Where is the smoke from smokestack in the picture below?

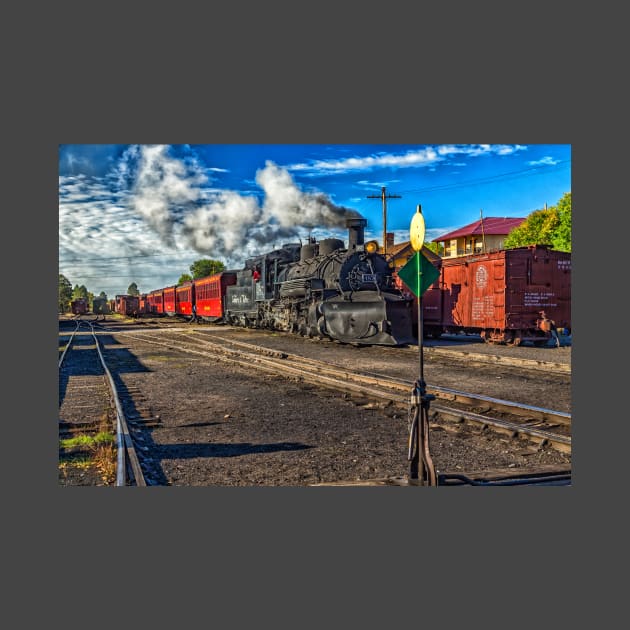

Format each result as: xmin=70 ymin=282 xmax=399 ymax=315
xmin=123 ymin=147 xmax=363 ymax=263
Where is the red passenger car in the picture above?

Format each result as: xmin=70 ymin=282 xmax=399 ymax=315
xmin=147 ymin=289 xmax=164 ymax=315
xmin=138 ymin=293 xmax=148 ymax=315
xmin=175 ymin=282 xmax=195 ymax=316
xmin=438 ymin=245 xmax=571 ymax=345
xmin=193 ymin=272 xmax=237 ymax=321
xmin=163 ymin=286 xmax=176 ymax=317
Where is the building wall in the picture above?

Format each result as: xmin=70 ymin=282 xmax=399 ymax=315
xmin=442 ymin=234 xmax=507 ymax=258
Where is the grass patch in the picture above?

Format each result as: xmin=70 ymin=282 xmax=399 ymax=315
xmin=59 ymin=430 xmax=117 ymax=485
xmin=60 ymin=431 xmax=114 ymax=450
xmin=59 ymin=453 xmax=93 ymax=468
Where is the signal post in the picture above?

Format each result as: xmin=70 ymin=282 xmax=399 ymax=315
xmin=398 ymin=205 xmax=439 ymax=486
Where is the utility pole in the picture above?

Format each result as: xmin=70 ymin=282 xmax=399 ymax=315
xmin=367 ymin=186 xmax=401 ymax=256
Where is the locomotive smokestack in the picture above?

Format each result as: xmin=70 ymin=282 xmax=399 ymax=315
xmin=346 ymin=217 xmax=367 ymax=250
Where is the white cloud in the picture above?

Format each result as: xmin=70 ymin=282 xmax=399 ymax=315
xmin=526 ymin=156 xmax=559 ymax=166
xmin=285 ymin=144 xmax=527 ymax=176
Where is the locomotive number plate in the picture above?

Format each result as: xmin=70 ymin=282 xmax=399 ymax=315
xmin=362 ymin=274 xmax=376 ymax=283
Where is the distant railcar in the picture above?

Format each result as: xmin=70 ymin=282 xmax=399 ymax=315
xmin=436 ymin=245 xmax=571 ymax=345
xmin=163 ymin=286 xmax=176 ymax=317
xmin=138 ymin=293 xmax=149 ymax=315
xmin=193 ymin=272 xmax=237 ymax=321
xmin=175 ymin=282 xmax=195 ymax=317
xmin=70 ymin=298 xmax=88 ymax=315
xmin=147 ymin=289 xmax=164 ymax=315
xmin=92 ymin=296 xmax=110 ymax=316
xmin=115 ymin=294 xmax=140 ymax=317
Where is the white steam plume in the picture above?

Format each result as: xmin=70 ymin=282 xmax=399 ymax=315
xmin=256 ymin=161 xmax=360 ymax=229
xmin=125 ymin=147 xmax=361 ymax=260
xmin=127 ymin=145 xmax=207 ymax=247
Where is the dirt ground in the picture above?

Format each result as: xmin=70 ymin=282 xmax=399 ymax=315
xmin=92 ymin=321 xmax=571 ymax=486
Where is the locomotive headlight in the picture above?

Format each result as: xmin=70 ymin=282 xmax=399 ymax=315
xmin=365 ymin=240 xmax=378 ymax=254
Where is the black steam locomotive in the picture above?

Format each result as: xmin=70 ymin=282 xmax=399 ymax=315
xmin=224 ymin=218 xmax=414 ymax=346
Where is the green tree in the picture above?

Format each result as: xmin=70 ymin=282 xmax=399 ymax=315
xmin=72 ymin=284 xmax=89 ymax=300
xmin=178 ymin=273 xmax=193 ymax=285
xmin=127 ymin=282 xmax=140 ymax=296
xmin=504 ymin=193 xmax=572 ymax=251
xmin=189 ymin=258 xmax=225 ymax=279
xmin=551 ymin=192 xmax=571 ymax=252
xmin=59 ymin=274 xmax=73 ymax=313
xmin=424 ymin=241 xmax=444 ymax=256
xmin=99 ymin=291 xmax=108 ymax=299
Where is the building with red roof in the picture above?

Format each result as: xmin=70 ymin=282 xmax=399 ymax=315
xmin=432 ymin=216 xmax=525 ymax=258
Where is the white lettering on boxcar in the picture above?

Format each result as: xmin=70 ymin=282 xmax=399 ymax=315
xmin=523 ymin=291 xmax=557 ymax=307
xmin=475 ymin=265 xmax=488 ymax=289
xmin=471 ymin=295 xmax=494 ymax=320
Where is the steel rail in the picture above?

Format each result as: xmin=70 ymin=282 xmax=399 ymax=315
xmin=87 ymin=322 xmax=146 ymax=486
xmin=58 ymin=321 xmax=81 ymax=368
xmin=412 ymin=345 xmax=571 ymax=375
xmin=192 ymin=332 xmax=571 ymax=426
xmin=110 ymin=329 xmax=571 ymax=453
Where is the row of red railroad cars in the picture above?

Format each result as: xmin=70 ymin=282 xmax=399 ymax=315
xmin=114 ymin=244 xmax=571 ymax=345
xmin=113 ymin=272 xmax=237 ymax=320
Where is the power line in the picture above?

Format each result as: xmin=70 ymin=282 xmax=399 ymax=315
xmin=396 ymin=160 xmax=570 ymax=195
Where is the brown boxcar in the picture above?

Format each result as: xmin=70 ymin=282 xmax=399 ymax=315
xmin=147 ymin=289 xmax=164 ymax=315
xmin=92 ymin=296 xmax=110 ymax=316
xmin=163 ymin=286 xmax=176 ymax=317
xmin=175 ymin=282 xmax=195 ymax=316
xmin=71 ymin=298 xmax=88 ymax=315
xmin=193 ymin=272 xmax=237 ymax=321
xmin=439 ymin=245 xmax=571 ymax=344
xmin=115 ymin=294 xmax=140 ymax=317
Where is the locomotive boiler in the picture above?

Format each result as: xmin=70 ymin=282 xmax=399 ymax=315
xmin=224 ymin=218 xmax=414 ymax=346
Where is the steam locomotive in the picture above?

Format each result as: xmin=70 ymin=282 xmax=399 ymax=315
xmin=224 ymin=217 xmax=414 ymax=346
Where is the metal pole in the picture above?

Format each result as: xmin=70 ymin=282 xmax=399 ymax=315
xmin=417 ymin=253 xmax=424 ymax=384
xmin=406 ymin=206 xmax=437 ymax=485
xmin=417 ymin=254 xmax=425 ymax=484
xmin=367 ymin=187 xmax=401 ymax=257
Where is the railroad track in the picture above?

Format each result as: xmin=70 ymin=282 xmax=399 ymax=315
xmin=106 ymin=327 xmax=571 ymax=454
xmin=402 ymin=344 xmax=571 ymax=375
xmin=58 ymin=320 xmax=146 ymax=486
xmin=116 ymin=319 xmax=571 ymax=375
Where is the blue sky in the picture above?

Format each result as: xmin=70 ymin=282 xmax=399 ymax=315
xmin=59 ymin=143 xmax=571 ymax=298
